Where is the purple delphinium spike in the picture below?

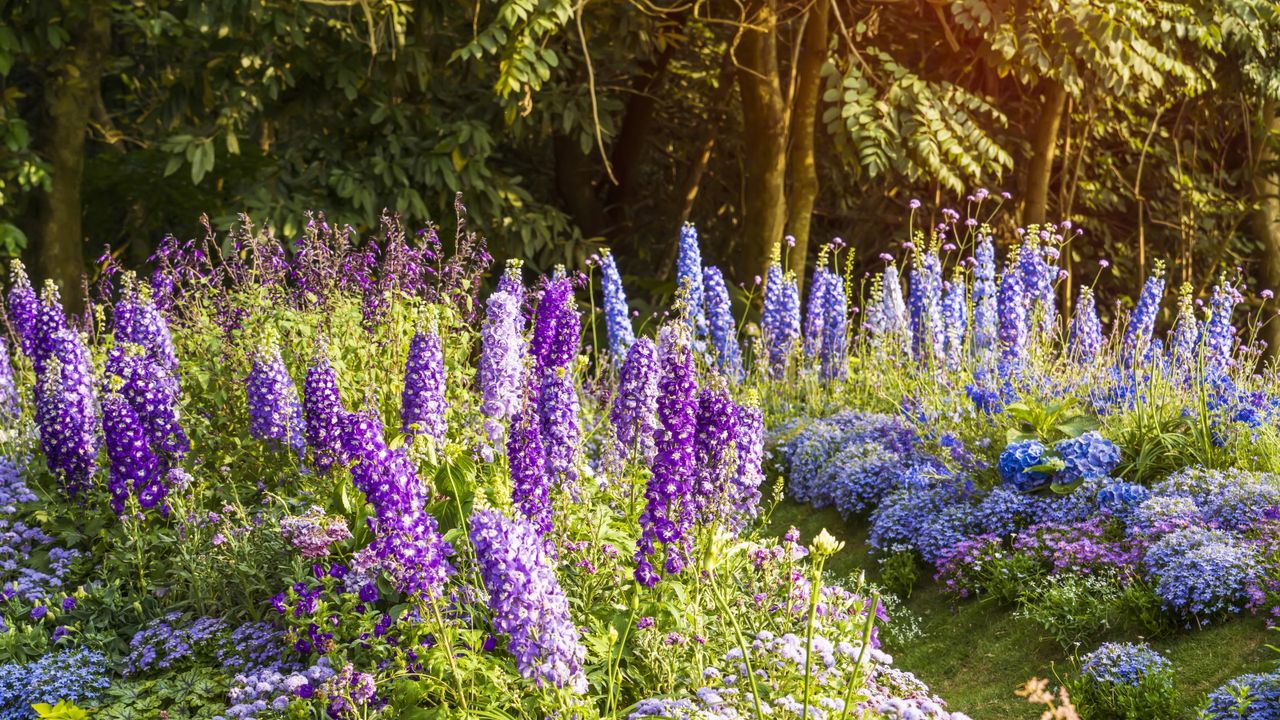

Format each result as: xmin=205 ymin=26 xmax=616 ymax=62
xmin=34 ymin=330 xmax=100 ymax=498
xmin=1123 ymin=262 xmax=1166 ymax=358
xmin=246 ymin=345 xmax=306 ymax=454
xmin=611 ymin=337 xmax=660 ymax=462
xmin=1204 ymin=278 xmax=1241 ymax=369
xmin=470 ymin=508 xmax=588 ymax=693
xmin=538 ymin=367 xmax=580 ymax=487
xmin=820 ymin=273 xmax=849 ymax=380
xmin=730 ymin=400 xmax=765 ymax=530
xmin=508 ymin=397 xmax=552 ymax=538
xmin=114 ymin=276 xmax=178 ymax=372
xmin=599 ymin=250 xmax=635 ymax=360
xmin=677 ymin=224 xmax=708 ymax=338
xmin=532 ymin=276 xmax=579 ymax=375
xmin=804 ymin=266 xmax=831 ymax=359
xmin=33 ymin=282 xmax=69 ymax=374
xmin=692 ymin=387 xmax=740 ymax=525
xmin=1068 ymin=286 xmax=1105 ymax=363
xmin=635 ymin=326 xmax=698 ymax=587
xmin=102 ymin=389 xmax=164 ymax=515
xmin=940 ymin=273 xmax=967 ymax=369
xmin=702 ymin=266 xmax=742 ymax=378
xmin=1168 ymin=284 xmax=1197 ymax=363
xmin=7 ymin=260 xmax=38 ymax=358
xmin=0 ymin=338 xmax=17 ymax=418
xmin=909 ymin=249 xmax=944 ymax=360
xmin=971 ymin=236 xmax=998 ymax=358
xmin=303 ymin=352 xmax=348 ymax=473
xmin=496 ymin=259 xmax=525 ymax=305
xmin=997 ymin=260 xmax=1028 ymax=370
xmin=479 ymin=289 xmax=526 ymax=445
xmin=106 ymin=344 xmax=189 ymax=458
xmin=402 ymin=331 xmax=448 ymax=442
xmin=1018 ymin=238 xmax=1057 ymax=335
xmin=881 ymin=263 xmax=910 ymax=355
xmin=762 ymin=264 xmax=801 ymax=374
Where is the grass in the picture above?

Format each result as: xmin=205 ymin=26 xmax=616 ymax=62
xmin=765 ymin=496 xmax=1276 ymax=718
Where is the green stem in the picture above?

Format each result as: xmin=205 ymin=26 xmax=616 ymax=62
xmin=801 ymin=556 xmax=826 ymax=720
xmin=711 ymin=578 xmax=764 ymax=720
xmin=839 ymin=593 xmax=880 ymax=720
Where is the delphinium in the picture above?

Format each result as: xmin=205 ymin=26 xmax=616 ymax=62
xmin=762 ymin=264 xmax=801 ymax=374
xmin=280 ymin=506 xmax=353 ymax=558
xmin=729 ymin=398 xmax=765 ymax=530
xmin=635 ymin=326 xmax=698 ymax=586
xmin=532 ymin=276 xmax=581 ymax=485
xmin=34 ymin=330 xmax=100 ymax=498
xmin=114 ymin=274 xmax=179 ymax=372
xmin=6 ymin=260 xmax=38 ymax=358
xmin=1018 ymin=235 xmax=1058 ymax=336
xmin=0 ymin=338 xmax=17 ymax=418
xmin=908 ymin=247 xmax=945 ymax=361
xmin=479 ymin=284 xmax=526 ymax=448
xmin=401 ymin=329 xmax=448 ymax=442
xmin=1068 ymin=286 xmax=1105 ymax=363
xmin=302 ymin=351 xmax=349 ymax=473
xmin=508 ymin=395 xmax=552 ymax=538
xmin=860 ymin=273 xmax=886 ymax=340
xmin=703 ymin=266 xmax=742 ymax=378
xmin=342 ymin=411 xmax=454 ymax=599
xmin=940 ymin=273 xmax=967 ymax=369
xmin=469 ymin=508 xmax=588 ymax=693
xmin=1168 ymin=283 xmax=1199 ymax=364
xmin=1202 ymin=671 xmax=1280 ymax=720
xmin=676 ymin=223 xmax=707 ymax=338
xmin=246 ymin=344 xmax=306 ymax=455
xmin=882 ymin=262 xmax=909 ymax=353
xmin=1068 ymin=642 xmax=1176 ymax=720
xmin=611 ymin=337 xmax=660 ymax=462
xmin=971 ymin=236 xmax=998 ymax=359
xmin=598 ymin=250 xmax=635 ymax=359
xmin=1122 ymin=261 xmax=1166 ymax=360
xmin=691 ymin=386 xmax=740 ymax=526
xmin=804 ymin=262 xmax=832 ymax=359
xmin=820 ymin=271 xmax=849 ymax=380
xmin=1143 ymin=527 xmax=1263 ymax=622
xmin=0 ymin=648 xmax=110 ymax=720
xmin=102 ymin=385 xmax=165 ymax=514
xmin=1203 ymin=276 xmax=1241 ymax=369
xmin=997 ymin=258 xmax=1028 ymax=371
xmin=32 ymin=282 xmax=69 ymax=372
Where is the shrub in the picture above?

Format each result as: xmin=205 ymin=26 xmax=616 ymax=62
xmin=1066 ymin=642 xmax=1177 ymax=720
xmin=1202 ymin=671 xmax=1280 ymax=720
xmin=1143 ymin=527 xmax=1263 ymax=623
xmin=1016 ymin=574 xmax=1124 ymax=647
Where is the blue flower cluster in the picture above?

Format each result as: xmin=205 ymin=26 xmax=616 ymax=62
xmin=0 ymin=517 xmax=80 ymax=601
xmin=1151 ymin=466 xmax=1280 ymax=531
xmin=1203 ymin=671 xmax=1280 ymax=720
xmin=997 ymin=439 xmax=1051 ymax=491
xmin=0 ymin=648 xmax=110 ymax=720
xmin=1080 ymin=642 xmax=1171 ymax=687
xmin=1095 ymin=481 xmax=1149 ymax=516
xmin=598 ymin=250 xmax=635 ymax=359
xmin=1143 ymin=527 xmax=1262 ymax=621
xmin=1056 ymin=431 xmax=1121 ymax=481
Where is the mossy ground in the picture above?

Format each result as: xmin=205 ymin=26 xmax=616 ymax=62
xmin=766 ymin=498 xmax=1275 ymax=719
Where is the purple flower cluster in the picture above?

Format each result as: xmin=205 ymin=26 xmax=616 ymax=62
xmin=691 ymin=387 xmax=740 ymax=525
xmin=1068 ymin=287 xmax=1105 ymax=362
xmin=909 ymin=249 xmax=945 ymax=361
xmin=302 ymin=353 xmax=348 ymax=473
xmin=997 ymin=261 xmax=1028 ymax=369
xmin=821 ymin=272 xmax=849 ymax=380
xmin=114 ymin=277 xmax=179 ymax=372
xmin=1203 ymin=278 xmax=1241 ymax=368
xmin=1203 ymin=671 xmax=1280 ymax=720
xmin=611 ymin=337 xmax=660 ymax=462
xmin=470 ymin=508 xmax=587 ymax=692
xmin=762 ymin=264 xmax=800 ymax=374
xmin=730 ymin=402 xmax=766 ymax=528
xmin=1079 ymin=642 xmax=1171 ymax=687
xmin=0 ymin=517 xmax=81 ymax=601
xmin=280 ymin=507 xmax=353 ymax=558
xmin=940 ymin=275 xmax=967 ymax=369
xmin=971 ymin=236 xmax=998 ymax=357
xmin=635 ymin=327 xmax=698 ymax=586
xmin=479 ymin=287 xmax=526 ymax=444
xmin=1144 ymin=527 xmax=1262 ymax=620
xmin=247 ymin=346 xmax=306 ymax=454
xmin=508 ymin=400 xmax=552 ymax=537
xmin=0 ymin=457 xmax=35 ymax=514
xmin=102 ymin=389 xmax=165 ymax=514
xmin=0 ymin=339 xmax=17 ymax=418
xmin=6 ymin=260 xmax=38 ymax=359
xmin=804 ymin=266 xmax=833 ymax=359
xmin=401 ymin=330 xmax=447 ymax=441
xmin=881 ymin=263 xmax=910 ymax=354
xmin=533 ymin=277 xmax=581 ymax=485
xmin=703 ymin=266 xmax=742 ymax=378
xmin=1123 ymin=263 xmax=1166 ymax=357
xmin=599 ymin=250 xmax=635 ymax=359
xmin=34 ymin=329 xmax=100 ymax=498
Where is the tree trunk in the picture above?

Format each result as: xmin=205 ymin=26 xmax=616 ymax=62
xmin=1252 ymin=100 xmax=1280 ymax=354
xmin=34 ymin=1 xmax=111 ymax=313
xmin=1021 ymin=79 xmax=1067 ymax=228
xmin=606 ymin=42 xmax=677 ymax=232
xmin=553 ymin=134 xmax=609 ymax=240
xmin=736 ymin=0 xmax=788 ymax=283
xmin=784 ymin=0 xmax=829 ymax=296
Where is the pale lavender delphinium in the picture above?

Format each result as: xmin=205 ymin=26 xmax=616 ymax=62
xmin=611 ymin=337 xmax=660 ymax=463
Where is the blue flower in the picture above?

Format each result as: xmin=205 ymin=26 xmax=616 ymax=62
xmin=1055 ymin=431 xmax=1121 ymax=481
xmin=997 ymin=440 xmax=1050 ymax=492
xmin=1079 ymin=641 xmax=1171 ymax=687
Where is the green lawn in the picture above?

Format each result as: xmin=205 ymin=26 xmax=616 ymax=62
xmin=766 ymin=498 xmax=1276 ymax=718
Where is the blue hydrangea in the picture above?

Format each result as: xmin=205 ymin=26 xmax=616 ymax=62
xmin=1055 ymin=431 xmax=1121 ymax=482
xmin=1095 ymin=481 xmax=1149 ymax=516
xmin=1203 ymin=671 xmax=1280 ymax=720
xmin=1143 ymin=527 xmax=1262 ymax=621
xmin=997 ymin=439 xmax=1051 ymax=492
xmin=1080 ymin=642 xmax=1171 ymax=687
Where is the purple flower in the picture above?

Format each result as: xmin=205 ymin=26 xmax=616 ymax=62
xmin=1169 ymin=285 xmax=1199 ymax=363
xmin=971 ymin=237 xmax=998 ymax=357
xmin=677 ymin=224 xmax=708 ymax=338
xmin=1204 ymin=278 xmax=1241 ymax=369
xmin=820 ymin=273 xmax=849 ymax=380
xmin=30 ymin=605 xmax=46 ymax=620
xmin=303 ymin=353 xmax=349 ymax=473
xmin=401 ymin=331 xmax=448 ymax=441
xmin=762 ymin=265 xmax=801 ymax=374
xmin=881 ymin=264 xmax=910 ymax=354
xmin=703 ymin=266 xmax=742 ymax=378
xmin=692 ymin=388 xmax=740 ymax=525
xmin=599 ymin=250 xmax=635 ymax=359
xmin=35 ymin=330 xmax=100 ymax=498
xmin=940 ymin=274 xmax=966 ymax=369
xmin=0 ymin=337 xmax=18 ymax=418
xmin=1068 ymin=286 xmax=1105 ymax=363
xmin=470 ymin=508 xmax=588 ymax=692
xmin=508 ymin=398 xmax=552 ymax=537
xmin=804 ymin=267 xmax=833 ymax=359
xmin=114 ymin=276 xmax=178 ymax=372
xmin=908 ymin=250 xmax=944 ymax=360
xmin=539 ymin=367 xmax=580 ymax=487
xmin=246 ymin=345 xmax=306 ymax=454
xmin=532 ymin=276 xmax=579 ymax=374
xmin=997 ymin=260 xmax=1028 ymax=370
xmin=1055 ymin=431 xmax=1120 ymax=482
xmin=611 ymin=337 xmax=660 ymax=462
xmin=7 ymin=260 xmax=38 ymax=358
xmin=635 ymin=327 xmax=698 ymax=586
xmin=1123 ymin=262 xmax=1166 ymax=359
xmin=730 ymin=401 xmax=766 ymax=529
xmin=102 ymin=389 xmax=164 ymax=514
xmin=479 ymin=288 xmax=526 ymax=444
